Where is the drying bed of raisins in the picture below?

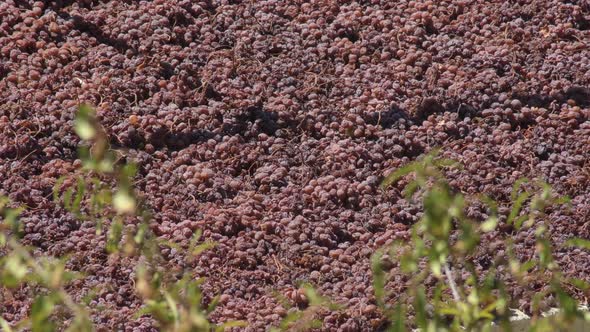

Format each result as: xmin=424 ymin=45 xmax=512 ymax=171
xmin=1 ymin=0 xmax=589 ymax=330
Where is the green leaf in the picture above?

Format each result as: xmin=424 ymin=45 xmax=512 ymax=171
xmin=121 ymin=163 xmax=138 ymax=179
xmin=381 ymin=162 xmax=418 ymax=189
xmin=63 ymin=188 xmax=73 ymax=211
xmin=46 ymin=259 xmax=67 ymax=289
xmin=113 ymin=189 xmax=136 ymax=214
xmin=107 ymin=218 xmax=123 ymax=253
xmin=564 ymin=238 xmax=590 ymax=250
xmin=31 ymin=296 xmax=55 ymax=332
xmin=271 ymin=290 xmax=293 ymax=310
xmin=0 ymin=196 xmax=8 ymax=210
xmin=478 ymin=194 xmax=498 ymax=215
xmin=158 ymin=239 xmax=181 ymax=251
xmin=192 ymin=241 xmax=217 ymax=256
xmin=430 ymin=259 xmax=442 ymax=277
xmin=466 ymin=288 xmax=479 ymax=306
xmin=74 ymin=104 xmax=97 ymax=140
xmin=0 ymin=317 xmax=13 ymax=332
xmin=510 ymin=178 xmax=529 ymax=200
xmin=371 ymin=250 xmax=386 ymax=307
xmin=53 ymin=176 xmax=66 ymax=203
xmin=214 ymin=321 xmax=248 ymax=332
xmin=565 ymin=278 xmax=590 ymax=291
xmin=519 ymin=260 xmax=536 ymax=274
xmin=433 ymin=158 xmax=462 ymax=170
xmin=414 ymin=287 xmax=428 ymax=329
xmin=74 ymin=121 xmax=96 ymax=141
xmin=438 ymin=306 xmax=460 ymax=316
xmin=163 ymin=291 xmax=179 ymax=323
xmin=2 ymin=206 xmax=23 ymax=238
xmin=481 ymin=216 xmax=498 ymax=232
xmin=277 ymin=311 xmax=303 ymax=330
xmin=77 ymin=146 xmax=91 ymax=164
xmin=553 ymin=195 xmax=571 ymax=206
xmin=66 ymin=314 xmax=93 ymax=332
xmin=301 ymin=283 xmax=325 ymax=306
xmin=188 ymin=311 xmax=209 ymax=329
xmin=400 ymin=252 xmax=418 ymax=273
xmin=508 ymin=192 xmax=529 ymax=226
xmin=481 ymin=300 xmax=501 ymax=316
xmin=536 ymin=238 xmax=554 ymax=268
xmin=207 ymin=295 xmax=220 ymax=314
xmin=81 ymin=287 xmax=99 ymax=306
xmin=5 ymin=255 xmax=28 ymax=280
xmin=72 ymin=177 xmax=86 ymax=215
xmin=388 ymin=303 xmax=407 ymax=332
xmin=137 ymin=300 xmax=172 ymax=324
xmin=403 ymin=180 xmax=421 ymax=200
xmin=310 ymin=319 xmax=323 ymax=328
xmin=134 ymin=222 xmax=148 ymax=245
xmin=513 ymin=214 xmax=529 ymax=230
xmin=96 ymin=156 xmax=115 ymax=173
xmin=555 ymin=285 xmax=578 ymax=315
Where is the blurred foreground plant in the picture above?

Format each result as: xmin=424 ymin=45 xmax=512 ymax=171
xmin=374 ymin=149 xmax=590 ymax=331
xmin=0 ymin=198 xmax=92 ymax=331
xmin=63 ymin=104 xmax=246 ymax=331
xmin=0 ymin=104 xmax=245 ymax=331
xmin=270 ymin=284 xmax=344 ymax=332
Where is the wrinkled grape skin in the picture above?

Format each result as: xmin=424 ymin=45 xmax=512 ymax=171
xmin=0 ymin=0 xmax=589 ymax=330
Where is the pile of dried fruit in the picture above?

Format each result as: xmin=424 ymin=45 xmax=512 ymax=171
xmin=1 ymin=0 xmax=588 ymax=330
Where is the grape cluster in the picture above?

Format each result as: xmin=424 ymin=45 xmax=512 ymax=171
xmin=1 ymin=0 xmax=589 ymax=329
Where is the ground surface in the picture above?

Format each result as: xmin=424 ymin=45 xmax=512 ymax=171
xmin=1 ymin=0 xmax=589 ymax=331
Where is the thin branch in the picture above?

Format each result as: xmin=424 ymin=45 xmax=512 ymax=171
xmin=444 ymin=263 xmax=461 ymax=302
